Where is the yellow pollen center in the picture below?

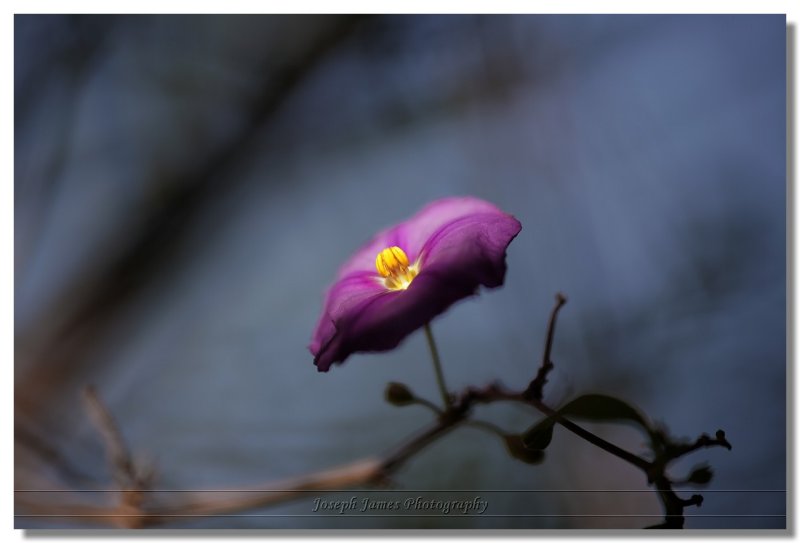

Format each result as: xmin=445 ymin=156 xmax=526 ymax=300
xmin=375 ymin=246 xmax=418 ymax=290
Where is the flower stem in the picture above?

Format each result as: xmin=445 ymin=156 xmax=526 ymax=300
xmin=423 ymin=323 xmax=452 ymax=410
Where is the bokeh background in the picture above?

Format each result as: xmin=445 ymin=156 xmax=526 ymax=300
xmin=14 ymin=15 xmax=786 ymax=528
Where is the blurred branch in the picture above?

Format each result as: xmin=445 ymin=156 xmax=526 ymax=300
xmin=81 ymin=386 xmax=145 ymax=491
xmin=16 ymin=15 xmax=369 ymax=425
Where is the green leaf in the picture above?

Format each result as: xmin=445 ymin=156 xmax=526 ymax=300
xmin=521 ymin=420 xmax=555 ymax=450
xmin=559 ymin=394 xmax=650 ymax=429
xmin=503 ymin=435 xmax=545 ymax=465
xmin=384 ymin=382 xmax=415 ymax=406
xmin=522 ymin=394 xmax=654 ymax=452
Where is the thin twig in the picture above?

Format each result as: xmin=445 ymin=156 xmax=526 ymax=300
xmin=81 ymin=385 xmax=138 ymax=490
xmin=529 ymin=397 xmax=651 ymax=471
xmin=410 ymin=397 xmax=444 ymax=416
xmin=666 ymin=431 xmax=732 ymax=459
xmin=462 ymin=384 xmax=651 ymax=471
xmin=525 ymin=292 xmax=567 ymax=400
xmin=153 ymin=458 xmax=386 ymax=524
xmin=81 ymin=385 xmax=154 ymax=526
xmin=381 ymin=415 xmax=464 ymax=475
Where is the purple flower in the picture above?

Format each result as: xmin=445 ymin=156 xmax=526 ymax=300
xmin=309 ymin=196 xmax=522 ymax=372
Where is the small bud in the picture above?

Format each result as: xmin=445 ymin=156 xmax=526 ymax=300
xmin=385 ymin=382 xmax=415 ymax=406
xmin=522 ymin=422 xmax=555 ymax=451
xmin=503 ymin=435 xmax=545 ymax=465
xmin=715 ymin=429 xmax=732 ymax=450
xmin=687 ymin=465 xmax=713 ymax=486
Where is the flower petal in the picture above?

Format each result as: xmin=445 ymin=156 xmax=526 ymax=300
xmin=310 ymin=198 xmax=521 ymax=372
xmin=309 ymin=271 xmax=386 ymax=357
xmin=418 ymin=210 xmax=523 ymax=287
xmin=337 ymin=196 xmax=511 ymax=277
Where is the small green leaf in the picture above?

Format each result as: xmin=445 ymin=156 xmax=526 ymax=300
xmin=521 ymin=394 xmax=654 ymax=453
xmin=384 ymin=382 xmax=414 ymax=406
xmin=522 ymin=420 xmax=555 ymax=450
xmin=687 ymin=465 xmax=713 ymax=486
xmin=559 ymin=394 xmax=649 ymax=428
xmin=503 ymin=435 xmax=545 ymax=465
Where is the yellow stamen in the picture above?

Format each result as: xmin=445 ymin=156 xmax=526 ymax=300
xmin=375 ymin=246 xmax=418 ymax=290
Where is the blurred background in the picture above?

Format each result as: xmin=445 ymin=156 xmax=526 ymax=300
xmin=14 ymin=15 xmax=786 ymax=528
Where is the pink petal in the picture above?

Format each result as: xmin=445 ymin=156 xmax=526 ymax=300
xmin=309 ymin=197 xmax=521 ymax=372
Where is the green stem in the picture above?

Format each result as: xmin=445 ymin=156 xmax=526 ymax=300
xmin=423 ymin=323 xmax=451 ymax=410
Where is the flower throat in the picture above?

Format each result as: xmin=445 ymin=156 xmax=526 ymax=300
xmin=375 ymin=246 xmax=418 ymax=290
